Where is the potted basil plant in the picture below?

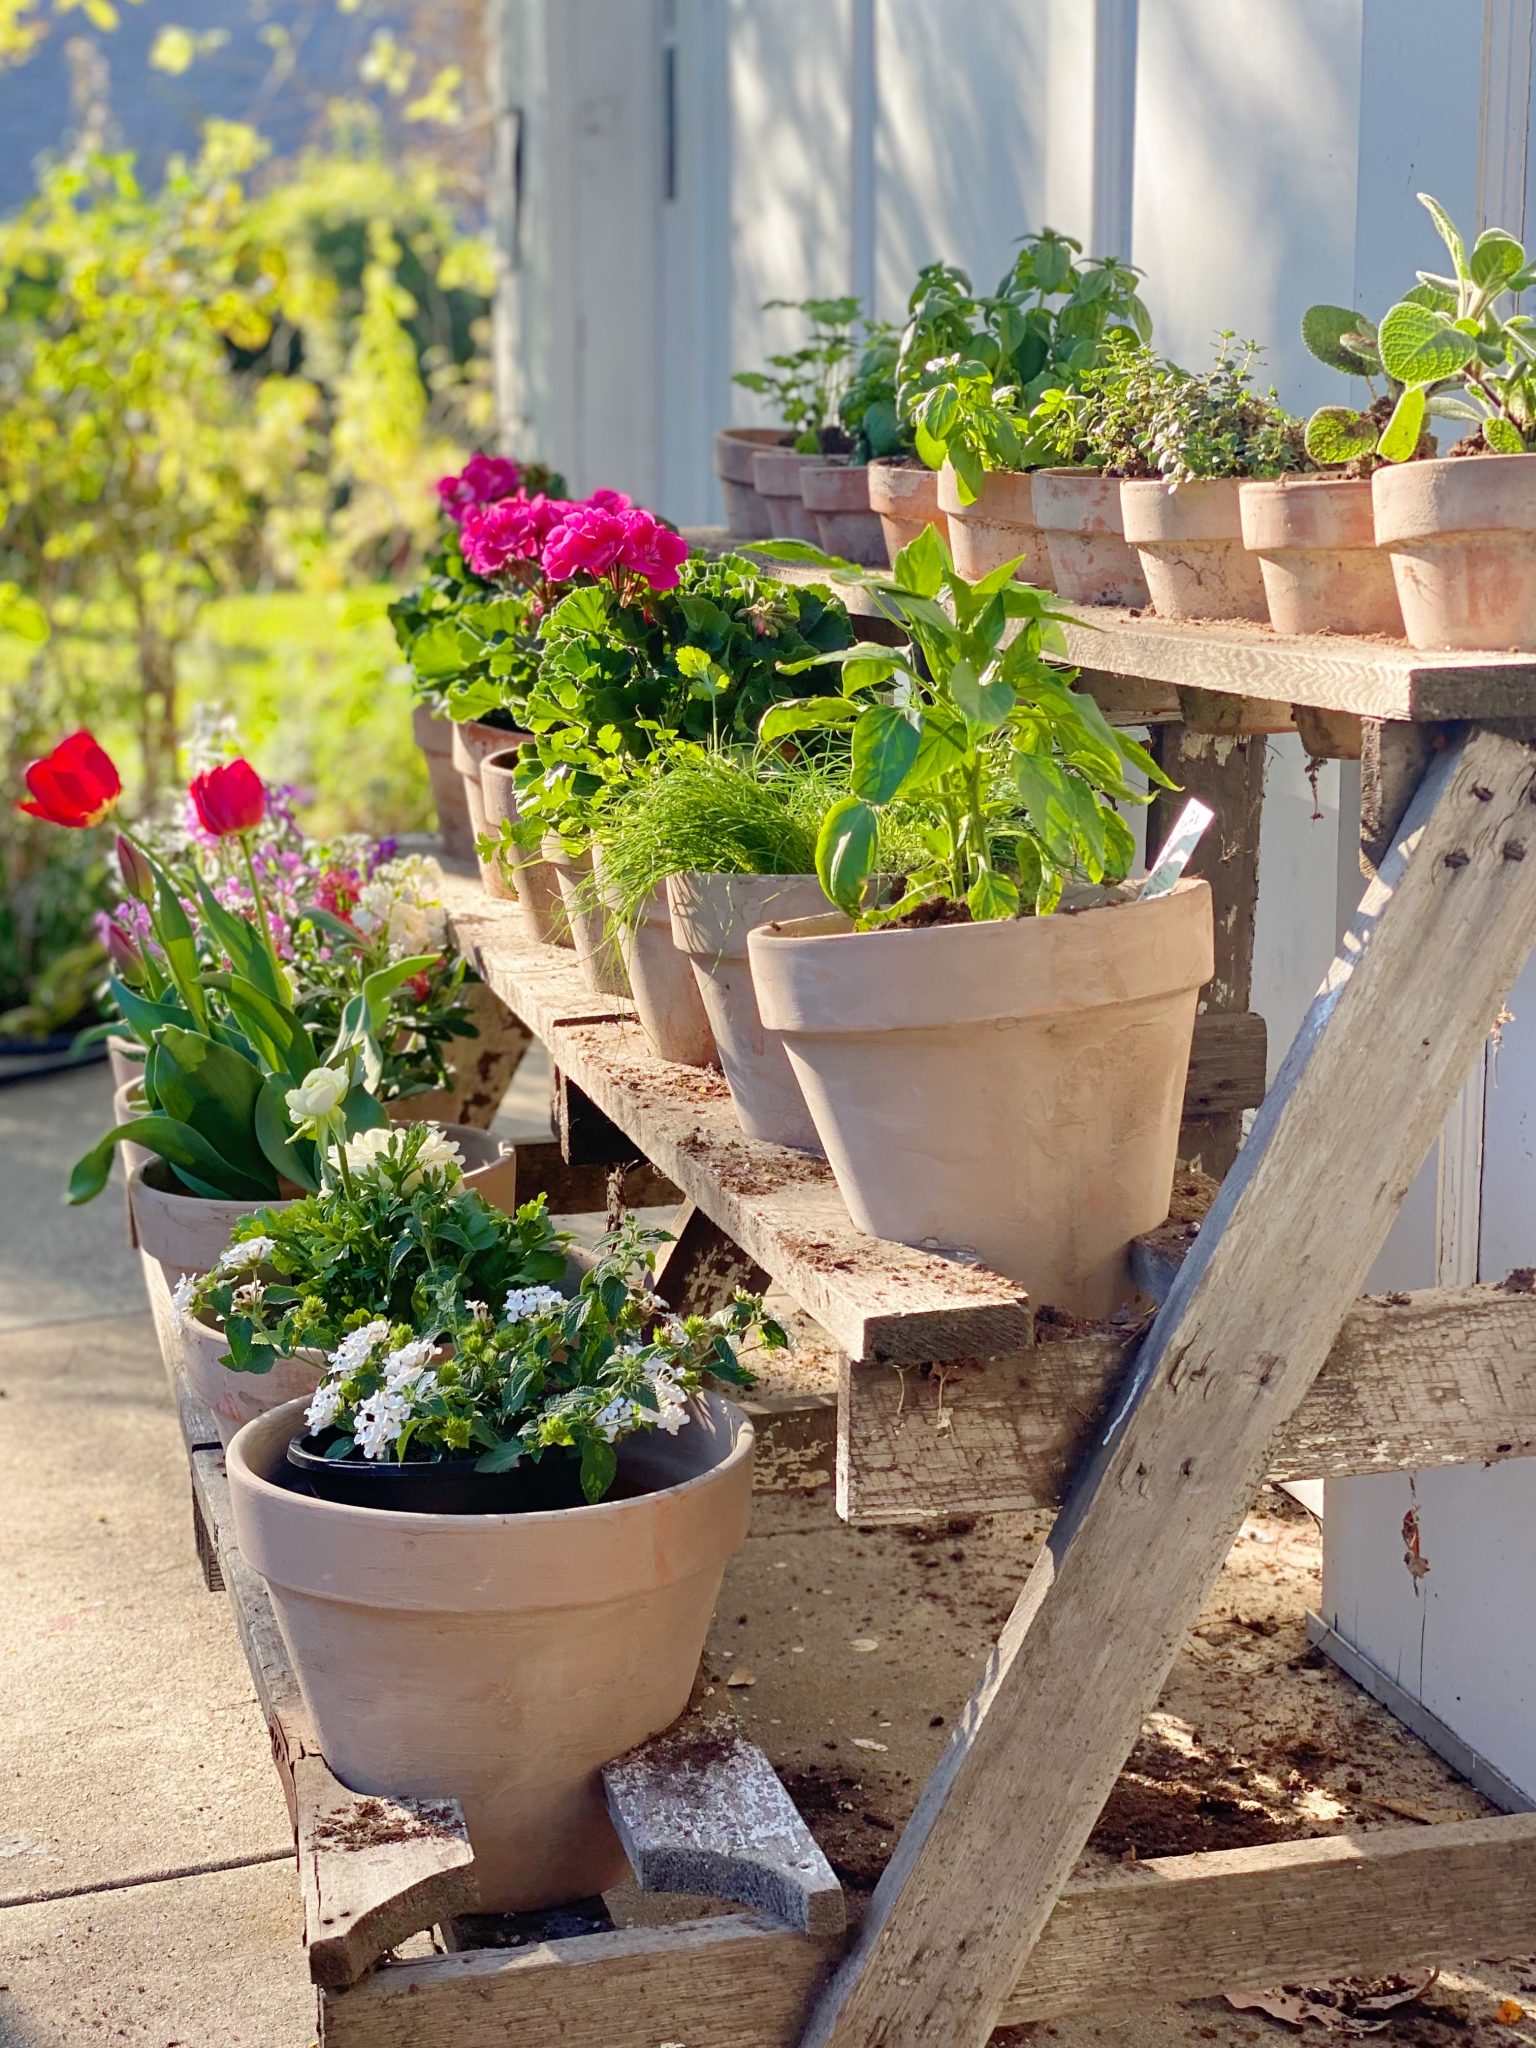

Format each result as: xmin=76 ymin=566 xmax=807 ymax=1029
xmin=746 ymin=528 xmax=1213 ymax=1316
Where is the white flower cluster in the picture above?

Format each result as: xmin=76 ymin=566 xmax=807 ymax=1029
xmin=352 ymin=855 xmax=450 ymax=963
xmin=306 ymin=1325 xmax=443 ymax=1459
xmin=217 ymin=1235 xmax=276 ymax=1273
xmin=341 ymin=1124 xmax=464 ymax=1191
xmin=170 ymin=1272 xmax=197 ymax=1334
xmin=502 ymin=1284 xmax=566 ymax=1324
xmin=594 ymin=1354 xmax=692 ymax=1443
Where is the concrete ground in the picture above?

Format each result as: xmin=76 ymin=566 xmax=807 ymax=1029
xmin=4 ymin=1056 xmax=1536 ymax=2047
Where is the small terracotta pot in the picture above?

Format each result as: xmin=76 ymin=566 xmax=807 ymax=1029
xmin=1372 ymin=454 xmax=1536 ymax=651
xmin=715 ymin=426 xmax=791 ymax=540
xmin=867 ymin=459 xmax=944 ymax=567
xmin=751 ymin=448 xmax=825 ymax=544
xmin=747 ymin=881 xmax=1214 ymax=1316
xmin=1032 ymin=468 xmax=1149 ymax=607
xmin=666 ymin=873 xmax=827 ymax=1151
xmin=227 ymin=1392 xmax=755 ymax=1912
xmin=938 ymin=464 xmax=1053 ymax=586
xmin=128 ymin=1160 xmax=296 ymax=1283
xmin=800 ymin=463 xmax=885 ymax=565
xmin=106 ymin=1034 xmax=143 ymax=1093
xmin=373 ymin=1120 xmax=518 ymax=1212
xmin=413 ymin=703 xmax=475 ymax=860
xmin=1119 ymin=477 xmax=1269 ymax=622
xmin=540 ymin=837 xmax=631 ymax=998
xmin=481 ymin=750 xmax=570 ymax=946
xmin=176 ymin=1316 xmax=323 ymax=1451
xmin=1239 ymin=477 xmax=1402 ymax=638
xmin=596 ymin=867 xmax=717 ymax=1068
xmin=452 ymin=721 xmax=530 ymax=900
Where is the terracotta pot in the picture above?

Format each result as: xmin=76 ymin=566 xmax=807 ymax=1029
xmin=1119 ymin=477 xmax=1269 ymax=622
xmin=747 ymin=881 xmax=1214 ymax=1316
xmin=373 ymin=1120 xmax=518 ymax=1212
xmin=1032 ymin=468 xmax=1149 ymax=607
xmin=867 ymin=459 xmax=944 ymax=567
xmin=1238 ymin=477 xmax=1402 ymax=638
xmin=800 ymin=463 xmax=885 ymax=565
xmin=452 ymin=721 xmax=530 ymax=900
xmin=176 ymin=1316 xmax=322 ymax=1450
xmin=540 ymin=837 xmax=631 ymax=998
xmin=106 ymin=1034 xmax=143 ymax=1093
xmin=481 ymin=750 xmax=570 ymax=946
xmin=412 ymin=703 xmax=475 ymax=860
xmin=751 ymin=448 xmax=825 ymax=545
xmin=596 ymin=867 xmax=717 ymax=1068
xmin=667 ymin=873 xmax=827 ymax=1151
xmin=128 ymin=1160 xmax=295 ymax=1283
xmin=227 ymin=1392 xmax=754 ymax=1912
xmin=938 ymin=464 xmax=1053 ymax=586
xmin=1372 ymin=454 xmax=1536 ymax=651
xmin=714 ymin=426 xmax=791 ymax=540
xmin=112 ymin=1079 xmax=154 ymax=1181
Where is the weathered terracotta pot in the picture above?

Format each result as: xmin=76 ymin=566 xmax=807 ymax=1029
xmin=112 ymin=1080 xmax=154 ymax=1182
xmin=1239 ymin=477 xmax=1402 ymax=638
xmin=128 ymin=1160 xmax=296 ymax=1283
xmin=372 ymin=1121 xmax=518 ymax=1211
xmin=176 ymin=1317 xmax=322 ymax=1450
xmin=596 ymin=867 xmax=717 ymax=1068
xmin=481 ymin=750 xmax=570 ymax=946
xmin=801 ymin=463 xmax=885 ymax=566
xmin=107 ymin=1034 xmax=143 ymax=1092
xmin=227 ymin=1393 xmax=755 ymax=1912
xmin=413 ymin=703 xmax=475 ymax=860
xmin=715 ymin=427 xmax=791 ymax=540
xmin=1032 ymin=468 xmax=1149 ymax=607
xmin=748 ymin=881 xmax=1214 ymax=1316
xmin=751 ymin=448 xmax=825 ymax=544
xmin=667 ymin=873 xmax=827 ymax=1152
xmin=938 ymin=464 xmax=1053 ymax=586
xmin=540 ymin=837 xmax=631 ymax=998
xmin=1373 ymin=454 xmax=1536 ymax=651
xmin=452 ymin=721 xmax=530 ymax=901
xmin=1120 ymin=477 xmax=1268 ymax=622
xmin=867 ymin=459 xmax=945 ymax=567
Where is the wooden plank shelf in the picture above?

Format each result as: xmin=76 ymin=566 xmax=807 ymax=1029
xmin=442 ymin=865 xmax=1264 ymax=1365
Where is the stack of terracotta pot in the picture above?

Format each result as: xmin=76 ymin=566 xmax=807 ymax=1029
xmin=715 ymin=430 xmax=946 ymax=570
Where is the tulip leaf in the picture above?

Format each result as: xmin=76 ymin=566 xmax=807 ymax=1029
xmin=207 ymin=972 xmax=315 ymax=1085
xmin=193 ymin=875 xmax=289 ymax=1004
xmin=254 ymin=1074 xmax=319 ymax=1190
xmin=67 ymin=1115 xmax=271 ymax=1206
xmin=146 ymin=1025 xmax=270 ymax=1186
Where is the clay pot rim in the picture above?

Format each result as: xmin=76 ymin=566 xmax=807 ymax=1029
xmin=229 ymin=1391 xmax=754 ymax=1536
xmin=753 ymin=447 xmax=832 ymax=493
xmin=131 ymin=1155 xmax=286 ymax=1209
xmin=667 ymin=871 xmax=828 ymax=959
xmin=938 ymin=462 xmax=1036 ymax=522
xmin=799 ymin=461 xmax=866 ymax=511
xmin=1372 ymin=450 xmax=1536 ymax=544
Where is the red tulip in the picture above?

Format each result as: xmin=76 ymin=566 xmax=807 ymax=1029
xmin=189 ymin=758 xmax=267 ymax=838
xmin=16 ymin=729 xmax=122 ymax=828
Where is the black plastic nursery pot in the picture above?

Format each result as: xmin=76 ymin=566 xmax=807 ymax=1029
xmin=286 ymin=1433 xmax=593 ymax=1515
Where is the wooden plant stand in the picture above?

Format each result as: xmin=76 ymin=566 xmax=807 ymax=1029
xmin=149 ymin=605 xmax=1536 ymax=2045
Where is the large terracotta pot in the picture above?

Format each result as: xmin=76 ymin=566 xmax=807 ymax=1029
xmin=1239 ymin=477 xmax=1402 ymax=638
xmin=227 ymin=1393 xmax=755 ymax=1912
xmin=751 ymin=448 xmax=825 ymax=544
xmin=481 ymin=750 xmax=570 ymax=946
xmin=413 ymin=704 xmax=474 ymax=861
xmin=1119 ymin=477 xmax=1268 ymax=622
xmin=595 ymin=866 xmax=717 ymax=1068
xmin=1032 ymin=468 xmax=1149 ymax=607
xmin=867 ymin=459 xmax=944 ymax=568
xmin=667 ymin=873 xmax=827 ymax=1151
xmin=801 ymin=463 xmax=885 ymax=565
xmin=715 ymin=427 xmax=791 ymax=540
xmin=540 ymin=837 xmax=631 ymax=998
xmin=1372 ymin=454 xmax=1536 ymax=651
xmin=747 ymin=881 xmax=1214 ymax=1316
xmin=106 ymin=1034 xmax=143 ymax=1092
xmin=176 ymin=1317 xmax=323 ymax=1450
xmin=452 ymin=721 xmax=530 ymax=901
xmin=128 ymin=1160 xmax=296 ymax=1283
xmin=938 ymin=464 xmax=1053 ymax=586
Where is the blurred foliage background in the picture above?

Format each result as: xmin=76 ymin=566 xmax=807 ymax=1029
xmin=0 ymin=0 xmax=497 ymax=1034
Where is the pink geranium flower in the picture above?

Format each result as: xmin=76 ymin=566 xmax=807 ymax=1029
xmin=461 ymin=496 xmax=543 ymax=578
xmin=618 ymin=509 xmax=689 ymax=592
xmin=541 ymin=502 xmax=631 ymax=582
xmin=437 ymin=452 xmax=522 ymax=522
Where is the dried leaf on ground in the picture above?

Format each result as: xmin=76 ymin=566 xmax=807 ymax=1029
xmin=1225 ymin=1970 xmax=1437 ymax=2034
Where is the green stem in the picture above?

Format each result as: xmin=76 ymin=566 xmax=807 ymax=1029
xmin=238 ymin=834 xmax=284 ymax=982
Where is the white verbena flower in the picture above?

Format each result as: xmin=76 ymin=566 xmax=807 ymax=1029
xmin=328 ymin=1319 xmax=392 ymax=1375
xmin=503 ymin=1284 xmax=565 ymax=1325
xmin=217 ymin=1235 xmax=276 ymax=1274
xmin=382 ymin=1337 xmax=437 ymax=1385
xmin=305 ymin=1379 xmax=345 ymax=1434
xmin=594 ymin=1394 xmax=644 ymax=1444
xmin=286 ymin=1065 xmax=348 ymax=1126
xmin=230 ymin=1281 xmax=265 ymax=1314
xmin=644 ymin=1360 xmax=691 ymax=1436
xmin=170 ymin=1272 xmax=196 ymax=1334
xmin=354 ymin=1386 xmax=413 ymax=1460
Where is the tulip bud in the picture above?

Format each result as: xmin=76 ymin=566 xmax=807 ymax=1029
xmin=117 ymin=834 xmax=154 ymax=904
xmin=105 ymin=918 xmax=146 ymax=985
